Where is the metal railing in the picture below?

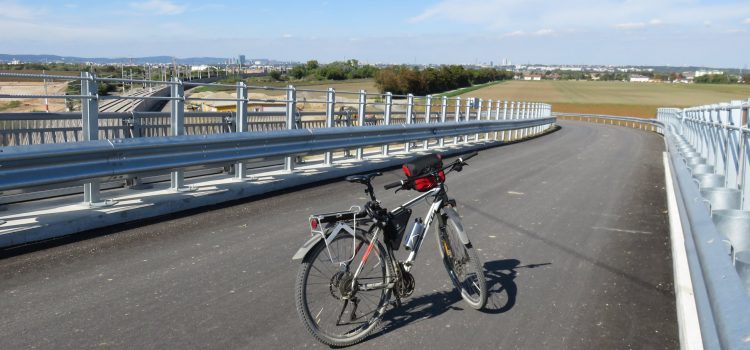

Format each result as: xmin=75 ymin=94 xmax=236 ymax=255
xmin=0 ymin=71 xmax=554 ymax=207
xmin=561 ymin=108 xmax=750 ymax=349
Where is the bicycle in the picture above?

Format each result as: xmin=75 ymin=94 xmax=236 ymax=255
xmin=292 ymin=151 xmax=487 ymax=347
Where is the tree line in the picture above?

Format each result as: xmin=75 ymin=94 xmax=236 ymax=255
xmin=287 ymin=59 xmax=378 ymax=81
xmin=374 ymin=65 xmax=513 ymax=95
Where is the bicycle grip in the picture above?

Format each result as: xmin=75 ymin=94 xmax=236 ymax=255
xmin=384 ymin=180 xmax=403 ymax=190
xmin=459 ymin=151 xmax=478 ymax=162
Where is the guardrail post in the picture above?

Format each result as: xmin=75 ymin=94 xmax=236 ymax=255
xmin=284 ymin=85 xmax=296 ymax=172
xmin=235 ymin=82 xmax=248 ymax=180
xmin=501 ymin=100 xmax=508 ymax=141
xmin=475 ymin=98 xmax=483 ymax=141
xmin=325 ymin=88 xmax=336 ymax=165
xmin=439 ymin=96 xmax=447 ymax=147
xmin=382 ymin=92 xmax=392 ymax=155
xmin=524 ymin=102 xmax=530 ymax=138
xmin=405 ymin=93 xmax=414 ymax=152
xmin=716 ymin=104 xmax=730 ymax=179
xmin=493 ymin=99 xmax=501 ymax=140
xmin=453 ymin=97 xmax=461 ymax=144
xmin=81 ymin=72 xmax=110 ymax=207
xmin=510 ymin=101 xmax=517 ymax=141
xmin=169 ymin=77 xmax=191 ymax=192
xmin=742 ymin=99 xmax=750 ymax=209
xmin=356 ymin=89 xmax=366 ymax=159
xmin=725 ymin=101 xmax=743 ymax=189
xmin=518 ymin=102 xmax=525 ymax=139
xmin=423 ymin=94 xmax=432 ymax=150
xmin=464 ymin=98 xmax=472 ymax=144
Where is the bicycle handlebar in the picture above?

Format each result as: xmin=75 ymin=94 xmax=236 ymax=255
xmin=384 ymin=180 xmax=404 ymax=190
xmin=458 ymin=151 xmax=478 ymax=163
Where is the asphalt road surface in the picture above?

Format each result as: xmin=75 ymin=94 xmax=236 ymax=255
xmin=0 ymin=121 xmax=678 ymax=349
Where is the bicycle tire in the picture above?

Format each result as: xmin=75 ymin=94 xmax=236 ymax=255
xmin=295 ymin=229 xmax=391 ymax=347
xmin=436 ymin=210 xmax=488 ymax=309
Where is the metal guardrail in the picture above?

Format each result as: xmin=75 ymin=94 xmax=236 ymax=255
xmin=0 ymin=118 xmax=554 ymax=192
xmin=0 ymin=71 xmax=554 ymax=207
xmin=561 ymin=109 xmax=750 ymax=349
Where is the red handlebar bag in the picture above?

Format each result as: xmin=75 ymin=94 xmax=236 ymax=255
xmin=402 ymin=154 xmax=445 ymax=192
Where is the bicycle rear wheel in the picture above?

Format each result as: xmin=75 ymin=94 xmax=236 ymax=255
xmin=295 ymin=229 xmax=391 ymax=347
xmin=436 ymin=209 xmax=488 ymax=309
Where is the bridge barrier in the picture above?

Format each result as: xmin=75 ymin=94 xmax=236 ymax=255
xmin=561 ymin=107 xmax=750 ymax=350
xmin=0 ymin=71 xmax=554 ymax=224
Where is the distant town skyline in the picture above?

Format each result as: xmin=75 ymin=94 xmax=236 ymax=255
xmin=1 ymin=0 xmax=749 ymax=67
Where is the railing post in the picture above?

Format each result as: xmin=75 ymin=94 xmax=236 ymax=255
xmin=717 ymin=104 xmax=730 ymax=179
xmin=356 ymin=89 xmax=366 ymax=159
xmin=494 ymin=99 xmax=501 ymax=140
xmin=423 ymin=94 xmax=432 ymax=150
xmin=405 ymin=93 xmax=414 ymax=152
xmin=523 ymin=102 xmax=529 ymax=138
xmin=475 ymin=98 xmax=483 ymax=141
xmin=382 ymin=92 xmax=392 ymax=155
xmin=510 ymin=101 xmax=517 ymax=141
xmin=485 ymin=99 xmax=493 ymax=140
xmin=235 ymin=82 xmax=248 ymax=180
xmin=742 ymin=99 xmax=750 ymax=209
xmin=285 ymin=85 xmax=297 ymax=172
xmin=439 ymin=96 xmax=447 ymax=147
xmin=81 ymin=72 xmax=110 ymax=207
xmin=169 ymin=77 xmax=190 ymax=191
xmin=501 ymin=100 xmax=508 ymax=141
xmin=464 ymin=98 xmax=472 ymax=143
xmin=453 ymin=97 xmax=461 ymax=144
xmin=725 ymin=101 xmax=742 ymax=189
xmin=325 ymin=87 xmax=336 ymax=165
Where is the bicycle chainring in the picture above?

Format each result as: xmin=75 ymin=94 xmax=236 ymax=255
xmin=395 ymin=263 xmax=415 ymax=298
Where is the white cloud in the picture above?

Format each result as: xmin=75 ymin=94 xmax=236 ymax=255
xmin=744 ymin=18 xmax=750 ymax=24
xmin=502 ymin=30 xmax=526 ymax=38
xmin=535 ymin=29 xmax=554 ymax=36
xmin=282 ymin=33 xmax=293 ymax=38
xmin=0 ymin=1 xmax=40 ymax=20
xmin=411 ymin=0 xmax=750 ymax=33
xmin=615 ymin=22 xmax=647 ymax=30
xmin=129 ymin=0 xmax=185 ymax=15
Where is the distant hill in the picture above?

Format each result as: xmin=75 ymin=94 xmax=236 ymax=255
xmin=0 ymin=54 xmax=291 ymax=65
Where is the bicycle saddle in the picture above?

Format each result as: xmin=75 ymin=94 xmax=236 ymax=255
xmin=345 ymin=172 xmax=382 ymax=184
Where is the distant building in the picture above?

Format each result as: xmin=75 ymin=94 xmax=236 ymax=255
xmin=524 ymin=74 xmax=542 ymax=81
xmin=191 ymin=65 xmax=210 ymax=71
xmin=9 ymin=59 xmax=21 ymax=65
xmin=695 ymin=70 xmax=723 ymax=77
xmin=239 ymin=55 xmax=246 ymax=67
xmin=629 ymin=74 xmax=650 ymax=83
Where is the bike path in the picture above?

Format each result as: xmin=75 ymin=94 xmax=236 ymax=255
xmin=0 ymin=121 xmax=677 ymax=349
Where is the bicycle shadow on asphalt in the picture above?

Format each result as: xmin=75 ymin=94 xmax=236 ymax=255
xmin=481 ymin=259 xmax=551 ymax=314
xmin=369 ymin=258 xmax=551 ymax=342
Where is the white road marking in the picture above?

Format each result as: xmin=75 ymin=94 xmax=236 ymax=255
xmin=507 ymin=191 xmax=525 ymax=195
xmin=592 ymin=226 xmax=652 ymax=235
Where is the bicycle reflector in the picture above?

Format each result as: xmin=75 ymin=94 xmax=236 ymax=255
xmin=310 ymin=218 xmax=319 ymax=231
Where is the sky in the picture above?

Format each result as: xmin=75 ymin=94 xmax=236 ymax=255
xmin=0 ymin=0 xmax=749 ymax=67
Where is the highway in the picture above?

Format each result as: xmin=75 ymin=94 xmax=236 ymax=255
xmin=0 ymin=120 xmax=678 ymax=349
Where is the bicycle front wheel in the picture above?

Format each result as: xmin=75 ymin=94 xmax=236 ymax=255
xmin=436 ymin=209 xmax=488 ymax=309
xmin=295 ymin=229 xmax=391 ymax=347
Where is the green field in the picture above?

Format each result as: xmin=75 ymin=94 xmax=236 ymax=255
xmin=460 ymin=80 xmax=750 ymax=118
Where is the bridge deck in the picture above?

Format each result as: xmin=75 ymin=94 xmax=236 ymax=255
xmin=0 ymin=121 xmax=677 ymax=349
